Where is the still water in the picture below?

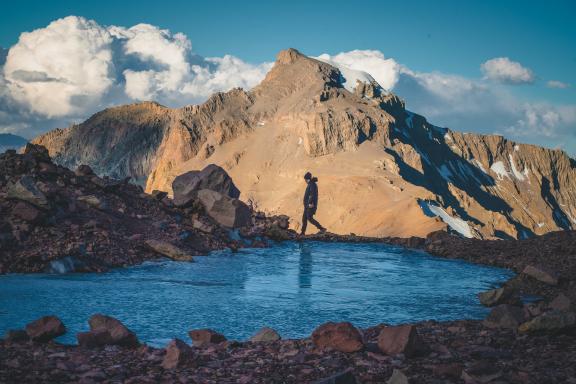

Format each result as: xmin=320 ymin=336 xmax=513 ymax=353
xmin=0 ymin=241 xmax=513 ymax=346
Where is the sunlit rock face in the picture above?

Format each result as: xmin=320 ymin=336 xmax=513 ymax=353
xmin=33 ymin=49 xmax=576 ymax=239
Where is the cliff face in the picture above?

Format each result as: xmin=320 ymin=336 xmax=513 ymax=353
xmin=33 ymin=49 xmax=576 ymax=239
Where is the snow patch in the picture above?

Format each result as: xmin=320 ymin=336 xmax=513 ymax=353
xmin=490 ymin=161 xmax=510 ymax=180
xmin=508 ymin=154 xmax=527 ymax=181
xmin=316 ymin=57 xmax=379 ymax=93
xmin=471 ymin=159 xmax=487 ymax=174
xmin=537 ymin=223 xmax=545 ymax=228
xmin=514 ymin=145 xmax=520 ymax=151
xmin=419 ymin=201 xmax=473 ymax=238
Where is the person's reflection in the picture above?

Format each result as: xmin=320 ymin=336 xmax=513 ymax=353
xmin=298 ymin=243 xmax=313 ymax=289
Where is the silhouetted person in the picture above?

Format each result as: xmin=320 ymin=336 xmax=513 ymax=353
xmin=301 ymin=172 xmax=326 ymax=235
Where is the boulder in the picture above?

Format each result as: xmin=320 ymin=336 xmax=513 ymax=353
xmin=197 ymin=189 xmax=251 ymax=228
xmin=77 ymin=195 xmax=106 ymax=210
xmin=549 ymin=293 xmax=572 ymax=312
xmin=145 ymin=240 xmax=194 ymax=262
xmin=483 ymin=304 xmax=526 ymax=329
xmin=75 ymin=164 xmax=95 ymax=177
xmin=23 ymin=143 xmax=50 ymax=162
xmin=77 ymin=329 xmax=113 ymax=348
xmin=4 ymin=329 xmax=29 ymax=342
xmin=311 ymin=322 xmax=364 ymax=353
xmin=88 ymin=314 xmax=139 ymax=347
xmin=151 ymin=190 xmax=168 ymax=200
xmin=377 ymin=325 xmax=423 ymax=357
xmin=7 ymin=176 xmax=50 ymax=209
xmin=188 ymin=329 xmax=227 ymax=347
xmin=25 ymin=315 xmax=66 ymax=342
xmin=518 ymin=310 xmax=576 ymax=333
xmin=387 ymin=369 xmax=409 ymax=384
xmin=162 ymin=338 xmax=193 ymax=369
xmin=477 ymin=287 xmax=519 ymax=307
xmin=172 ymin=164 xmax=240 ymax=207
xmin=250 ymin=327 xmax=281 ymax=342
xmin=193 ymin=219 xmax=214 ymax=234
xmin=11 ymin=201 xmax=42 ymax=222
xmin=522 ymin=265 xmax=559 ymax=285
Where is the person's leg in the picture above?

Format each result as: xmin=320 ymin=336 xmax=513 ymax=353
xmin=307 ymin=210 xmax=325 ymax=231
xmin=301 ymin=208 xmax=308 ymax=235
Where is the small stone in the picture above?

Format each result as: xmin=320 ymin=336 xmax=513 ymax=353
xmin=549 ymin=293 xmax=572 ymax=312
xmin=377 ymin=325 xmax=423 ymax=357
xmin=314 ymin=368 xmax=357 ymax=384
xmin=77 ymin=329 xmax=113 ymax=348
xmin=193 ymin=219 xmax=213 ymax=234
xmin=151 ymin=190 xmax=168 ymax=200
xmin=387 ymin=369 xmax=409 ymax=384
xmin=188 ymin=329 xmax=227 ymax=347
xmin=432 ymin=363 xmax=462 ymax=378
xmin=162 ymin=338 xmax=193 ymax=369
xmin=478 ymin=287 xmax=519 ymax=307
xmin=88 ymin=314 xmax=139 ymax=347
xmin=522 ymin=265 xmax=559 ymax=285
xmin=25 ymin=315 xmax=66 ymax=342
xmin=145 ymin=240 xmax=194 ymax=262
xmin=77 ymin=195 xmax=106 ymax=210
xmin=250 ymin=327 xmax=281 ymax=342
xmin=311 ymin=322 xmax=364 ymax=353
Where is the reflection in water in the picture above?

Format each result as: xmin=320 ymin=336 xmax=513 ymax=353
xmin=298 ymin=242 xmax=313 ymax=289
xmin=0 ymin=241 xmax=514 ymax=346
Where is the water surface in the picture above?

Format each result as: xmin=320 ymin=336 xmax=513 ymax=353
xmin=0 ymin=241 xmax=513 ymax=346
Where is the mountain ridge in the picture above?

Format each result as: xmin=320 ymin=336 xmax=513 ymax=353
xmin=33 ymin=48 xmax=576 ymax=239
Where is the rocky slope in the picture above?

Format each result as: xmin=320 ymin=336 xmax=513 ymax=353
xmin=33 ymin=49 xmax=576 ymax=239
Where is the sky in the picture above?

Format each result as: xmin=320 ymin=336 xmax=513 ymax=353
xmin=0 ymin=0 xmax=575 ymax=155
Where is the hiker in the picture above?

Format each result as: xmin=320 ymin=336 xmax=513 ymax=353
xmin=301 ymin=172 xmax=326 ymax=235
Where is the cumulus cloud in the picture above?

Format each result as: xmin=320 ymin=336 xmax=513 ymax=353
xmin=0 ymin=16 xmax=271 ymax=125
xmin=480 ymin=57 xmax=534 ymax=84
xmin=546 ymin=80 xmax=570 ymax=89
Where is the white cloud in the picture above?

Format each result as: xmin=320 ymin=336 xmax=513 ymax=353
xmin=316 ymin=50 xmax=400 ymax=90
xmin=480 ymin=57 xmax=534 ymax=84
xmin=546 ymin=80 xmax=570 ymax=89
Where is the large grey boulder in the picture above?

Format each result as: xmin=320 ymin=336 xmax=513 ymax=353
xmin=7 ymin=176 xmax=50 ymax=209
xmin=172 ymin=164 xmax=240 ymax=207
xmin=197 ymin=189 xmax=251 ymax=228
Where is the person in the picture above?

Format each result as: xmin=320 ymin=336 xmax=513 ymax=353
xmin=301 ymin=172 xmax=326 ymax=235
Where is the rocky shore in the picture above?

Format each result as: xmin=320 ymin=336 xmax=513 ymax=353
xmin=2 ymin=146 xmax=576 ymax=382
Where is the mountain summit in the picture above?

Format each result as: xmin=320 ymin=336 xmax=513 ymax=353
xmin=33 ymin=49 xmax=576 ymax=239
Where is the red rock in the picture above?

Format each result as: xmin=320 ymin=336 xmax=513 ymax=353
xmin=377 ymin=325 xmax=422 ymax=357
xmin=162 ymin=338 xmax=193 ymax=369
xmin=88 ymin=314 xmax=139 ymax=347
xmin=77 ymin=329 xmax=113 ymax=348
xmin=11 ymin=201 xmax=42 ymax=222
xmin=311 ymin=322 xmax=364 ymax=353
xmin=25 ymin=315 xmax=66 ymax=342
xmin=188 ymin=329 xmax=227 ymax=347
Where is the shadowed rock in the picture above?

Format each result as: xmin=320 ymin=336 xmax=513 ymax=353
xmin=250 ymin=327 xmax=281 ymax=342
xmin=197 ymin=189 xmax=251 ymax=228
xmin=162 ymin=338 xmax=193 ymax=369
xmin=312 ymin=322 xmax=364 ymax=353
xmin=88 ymin=314 xmax=139 ymax=347
xmin=145 ymin=240 xmax=194 ymax=262
xmin=377 ymin=325 xmax=423 ymax=357
xmin=188 ymin=329 xmax=227 ymax=347
xmin=483 ymin=304 xmax=526 ymax=329
xmin=25 ymin=315 xmax=66 ymax=342
xmin=172 ymin=164 xmax=240 ymax=207
xmin=522 ymin=264 xmax=559 ymax=285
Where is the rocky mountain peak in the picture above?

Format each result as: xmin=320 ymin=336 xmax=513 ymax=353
xmin=275 ymin=48 xmax=306 ymax=64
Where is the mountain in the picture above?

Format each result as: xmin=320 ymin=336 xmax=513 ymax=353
xmin=33 ymin=48 xmax=576 ymax=239
xmin=0 ymin=133 xmax=28 ymax=154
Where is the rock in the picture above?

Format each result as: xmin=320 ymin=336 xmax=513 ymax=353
xmin=483 ymin=304 xmax=526 ymax=329
xmin=461 ymin=361 xmax=502 ymax=383
xmin=25 ymin=315 xmax=66 ymax=342
xmin=77 ymin=329 xmax=113 ymax=348
xmin=75 ymin=164 xmax=94 ymax=177
xmin=275 ymin=215 xmax=290 ymax=230
xmin=7 ymin=176 xmax=49 ymax=209
xmin=478 ymin=287 xmax=519 ymax=307
xmin=549 ymin=293 xmax=572 ymax=312
xmin=193 ymin=219 xmax=214 ymax=234
xmin=314 ymin=368 xmax=357 ymax=384
xmin=377 ymin=325 xmax=423 ymax=357
xmin=77 ymin=195 xmax=106 ymax=210
xmin=432 ymin=363 xmax=463 ymax=378
xmin=250 ymin=327 xmax=281 ymax=342
xmin=88 ymin=314 xmax=139 ymax=347
xmin=188 ymin=329 xmax=227 ymax=347
xmin=23 ymin=143 xmax=50 ymax=162
xmin=518 ymin=310 xmax=576 ymax=333
xmin=4 ymin=329 xmax=29 ymax=342
xmin=162 ymin=338 xmax=193 ymax=369
xmin=172 ymin=164 xmax=241 ymax=207
xmin=197 ymin=189 xmax=251 ymax=228
xmin=522 ymin=264 xmax=559 ymax=285
xmin=11 ymin=201 xmax=42 ymax=222
xmin=387 ymin=369 xmax=409 ymax=384
xmin=151 ymin=190 xmax=168 ymax=200
xmin=145 ymin=240 xmax=194 ymax=262
xmin=311 ymin=322 xmax=364 ymax=353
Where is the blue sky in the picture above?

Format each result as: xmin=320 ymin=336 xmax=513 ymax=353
xmin=0 ymin=0 xmax=575 ymax=153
